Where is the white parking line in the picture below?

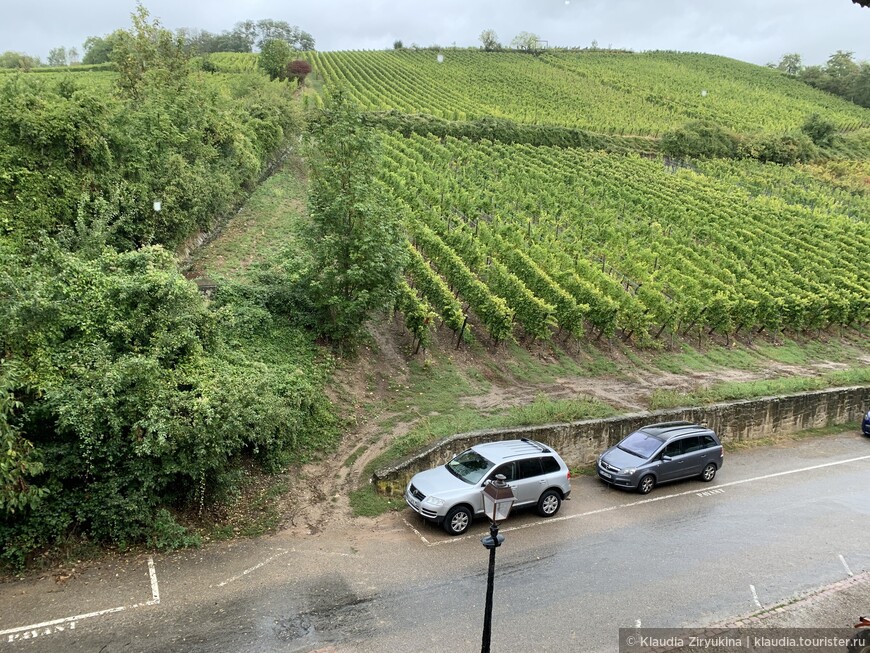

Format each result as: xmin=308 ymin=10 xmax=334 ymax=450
xmin=1 ymin=557 xmax=160 ymax=643
xmin=415 ymin=453 xmax=870 ymax=546
xmin=750 ymin=584 xmax=762 ymax=608
xmin=214 ymin=549 xmax=289 ymax=588
xmin=839 ymin=554 xmax=854 ymax=577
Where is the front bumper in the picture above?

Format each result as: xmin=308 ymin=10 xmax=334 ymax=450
xmin=404 ymin=486 xmax=440 ymax=521
xmin=596 ymin=462 xmax=636 ymax=488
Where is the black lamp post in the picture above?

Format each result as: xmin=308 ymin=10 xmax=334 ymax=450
xmin=480 ymin=474 xmax=516 ymax=653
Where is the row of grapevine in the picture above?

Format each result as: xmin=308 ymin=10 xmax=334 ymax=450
xmin=377 ymin=132 xmax=869 ymax=345
xmin=308 ymin=50 xmax=870 ymax=136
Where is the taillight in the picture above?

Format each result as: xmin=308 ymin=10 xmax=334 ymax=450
xmin=567 ymin=470 xmax=572 ymax=479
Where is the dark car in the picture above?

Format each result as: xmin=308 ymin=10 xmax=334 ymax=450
xmin=862 ymin=410 xmax=870 ymax=437
xmin=597 ymin=421 xmax=723 ymax=494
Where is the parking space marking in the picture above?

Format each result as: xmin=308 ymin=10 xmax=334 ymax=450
xmin=411 ymin=453 xmax=870 ymax=546
xmin=213 ymin=548 xmax=289 ymax=588
xmin=840 ymin=554 xmax=854 ymax=577
xmin=1 ymin=557 xmax=160 ymax=644
xmin=750 ymin=584 xmax=762 ymax=608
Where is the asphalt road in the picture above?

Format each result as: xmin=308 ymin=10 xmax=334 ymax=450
xmin=1 ymin=432 xmax=868 ymax=653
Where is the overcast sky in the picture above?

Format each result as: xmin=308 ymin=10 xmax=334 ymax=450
xmin=4 ymin=0 xmax=869 ymax=67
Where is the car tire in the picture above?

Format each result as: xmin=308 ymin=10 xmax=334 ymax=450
xmin=536 ymin=489 xmax=562 ymax=517
xmin=637 ymin=475 xmax=655 ymax=495
xmin=700 ymin=463 xmax=717 ymax=482
xmin=443 ymin=505 xmax=472 ymax=536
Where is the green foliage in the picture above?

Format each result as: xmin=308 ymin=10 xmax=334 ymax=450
xmin=82 ymin=34 xmax=121 ymax=65
xmin=258 ymin=39 xmax=292 ymax=80
xmin=0 ymin=57 xmax=301 ymax=249
xmin=0 ymin=52 xmax=40 ymax=70
xmin=147 ymin=508 xmax=201 ymax=551
xmin=739 ymin=131 xmax=817 ymax=165
xmin=661 ymin=120 xmax=740 ymax=159
xmin=797 ymin=50 xmax=870 ymax=109
xmin=110 ymin=4 xmax=190 ymax=99
xmin=802 ymin=113 xmax=837 ymax=147
xmin=0 ymin=240 xmax=337 ymax=566
xmin=649 ymin=367 xmax=870 ymax=410
xmin=305 ymin=89 xmax=408 ymax=345
xmin=479 ymin=30 xmax=501 ymax=52
xmin=0 ymin=361 xmax=47 ymax=516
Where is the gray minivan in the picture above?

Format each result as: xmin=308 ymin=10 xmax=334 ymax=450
xmin=597 ymin=421 xmax=723 ymax=494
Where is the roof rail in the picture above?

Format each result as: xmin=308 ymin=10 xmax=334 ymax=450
xmin=644 ymin=421 xmax=695 ymax=429
xmin=520 ymin=438 xmax=552 ymax=453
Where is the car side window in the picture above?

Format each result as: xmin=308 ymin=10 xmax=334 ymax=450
xmin=701 ymin=435 xmax=717 ymax=448
xmin=663 ymin=440 xmax=683 ymax=457
xmin=490 ymin=462 xmax=517 ymax=482
xmin=518 ymin=458 xmax=544 ymax=479
xmin=682 ymin=436 xmax=702 ymax=454
xmin=540 ymin=456 xmax=561 ymax=475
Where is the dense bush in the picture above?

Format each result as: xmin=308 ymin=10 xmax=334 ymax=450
xmin=0 ymin=239 xmax=337 ymax=566
xmin=660 ymin=120 xmax=741 ymax=159
xmin=739 ymin=131 xmax=817 ymax=165
xmin=0 ymin=22 xmax=301 ymax=251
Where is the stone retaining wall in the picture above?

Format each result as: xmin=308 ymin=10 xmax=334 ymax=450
xmin=372 ymin=386 xmax=870 ymax=495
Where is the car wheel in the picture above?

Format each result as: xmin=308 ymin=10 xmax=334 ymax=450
xmin=443 ymin=505 xmax=472 ymax=536
xmin=637 ymin=475 xmax=655 ymax=495
xmin=537 ymin=489 xmax=562 ymax=517
xmin=700 ymin=463 xmax=717 ymax=482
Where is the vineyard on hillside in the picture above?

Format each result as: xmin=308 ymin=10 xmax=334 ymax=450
xmin=308 ymin=50 xmax=870 ymax=135
xmin=377 ymin=133 xmax=870 ymax=347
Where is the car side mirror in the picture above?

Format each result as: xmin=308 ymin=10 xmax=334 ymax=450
xmin=661 ymin=455 xmax=672 ymax=462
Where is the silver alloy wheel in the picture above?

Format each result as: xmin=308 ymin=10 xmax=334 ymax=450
xmin=450 ymin=510 xmax=469 ymax=533
xmin=639 ymin=475 xmax=655 ymax=494
xmin=702 ymin=463 xmax=717 ymax=482
xmin=541 ymin=493 xmax=559 ymax=515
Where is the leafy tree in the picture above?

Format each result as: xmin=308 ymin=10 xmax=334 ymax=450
xmin=68 ymin=47 xmax=79 ymax=65
xmin=0 ymin=51 xmax=39 ymax=70
xmin=254 ymin=19 xmax=315 ymax=51
xmin=511 ymin=32 xmax=541 ymax=52
xmin=258 ymin=38 xmax=292 ymax=80
xmin=305 ymin=89 xmax=407 ymax=345
xmin=776 ymin=53 xmax=802 ymax=76
xmin=82 ymin=34 xmax=120 ymax=65
xmin=110 ymin=4 xmax=189 ymax=98
xmin=47 ymin=47 xmax=68 ymax=67
xmin=286 ymin=59 xmax=312 ymax=84
xmin=479 ymin=29 xmax=501 ymax=52
xmin=393 ymin=40 xmax=404 ymax=50
xmin=824 ymin=50 xmax=859 ymax=97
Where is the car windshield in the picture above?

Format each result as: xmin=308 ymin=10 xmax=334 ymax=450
xmin=617 ymin=431 xmax=663 ymax=459
xmin=445 ymin=450 xmax=494 ymax=484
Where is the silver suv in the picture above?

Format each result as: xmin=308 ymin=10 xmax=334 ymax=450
xmin=405 ymin=439 xmax=572 ymax=535
xmin=597 ymin=421 xmax=723 ymax=494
